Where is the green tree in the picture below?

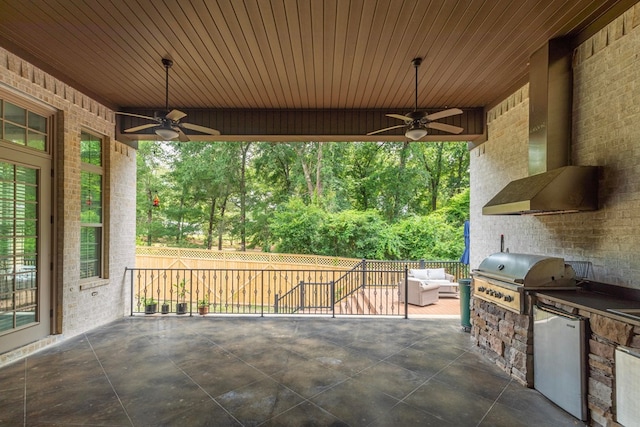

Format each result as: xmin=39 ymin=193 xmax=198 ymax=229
xmin=345 ymin=142 xmax=386 ymax=211
xmin=321 ymin=210 xmax=387 ymax=258
xmin=387 ymin=213 xmax=463 ymax=260
xmin=270 ymin=198 xmax=325 ymax=254
xmin=136 ymin=141 xmax=169 ymax=245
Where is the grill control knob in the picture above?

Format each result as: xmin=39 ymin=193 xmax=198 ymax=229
xmin=495 ymin=292 xmax=503 ymax=299
xmin=504 ymin=295 xmax=513 ymax=302
xmin=478 ymin=286 xmax=485 ymax=292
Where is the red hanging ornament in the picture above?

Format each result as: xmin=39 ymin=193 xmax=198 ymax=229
xmin=153 ymin=195 xmax=160 ymax=207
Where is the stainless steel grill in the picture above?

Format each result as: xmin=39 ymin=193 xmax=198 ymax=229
xmin=472 ymin=253 xmax=577 ymax=313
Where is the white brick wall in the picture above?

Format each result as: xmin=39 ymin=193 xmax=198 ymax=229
xmin=0 ymin=46 xmax=137 ymax=343
xmin=470 ymin=4 xmax=640 ymax=288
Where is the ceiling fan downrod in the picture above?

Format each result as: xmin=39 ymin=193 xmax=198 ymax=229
xmin=412 ymin=57 xmax=422 ymax=112
xmin=162 ymin=58 xmax=173 ymax=112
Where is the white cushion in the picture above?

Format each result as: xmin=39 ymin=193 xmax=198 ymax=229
xmin=427 ymin=268 xmax=446 ymax=280
xmin=409 ymin=268 xmax=448 ymax=280
xmin=409 ymin=269 xmax=430 ymax=280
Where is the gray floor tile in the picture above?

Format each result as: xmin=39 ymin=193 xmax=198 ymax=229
xmin=402 ymin=379 xmax=497 ymax=427
xmin=369 ymin=401 xmax=453 ymax=427
xmin=216 ymin=377 xmax=305 ymax=424
xmin=269 ymin=358 xmax=349 ymax=398
xmin=430 ymin=362 xmax=512 ymax=401
xmin=260 ymin=400 xmax=347 ymax=426
xmin=352 ymin=360 xmax=429 ymax=400
xmin=383 ymin=346 xmax=456 ymax=378
xmin=309 ymin=378 xmax=400 ymax=426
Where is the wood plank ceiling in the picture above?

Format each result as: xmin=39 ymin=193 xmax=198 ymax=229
xmin=0 ymin=0 xmax=632 ymax=141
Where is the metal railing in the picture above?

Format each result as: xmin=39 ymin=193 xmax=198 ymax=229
xmin=127 ymin=260 xmax=469 ymax=317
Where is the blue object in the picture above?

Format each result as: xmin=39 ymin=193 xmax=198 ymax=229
xmin=459 ymin=220 xmax=470 ymax=265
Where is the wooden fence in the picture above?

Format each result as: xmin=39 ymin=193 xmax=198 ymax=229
xmin=135 ymin=247 xmax=359 ymax=271
xmin=134 ymin=247 xmax=470 ymax=280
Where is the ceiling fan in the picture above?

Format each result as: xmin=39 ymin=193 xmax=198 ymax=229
xmin=367 ymin=57 xmax=464 ymax=141
xmin=117 ymin=58 xmax=220 ymax=141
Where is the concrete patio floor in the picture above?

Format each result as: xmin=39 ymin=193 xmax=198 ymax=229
xmin=0 ymin=316 xmax=585 ymax=426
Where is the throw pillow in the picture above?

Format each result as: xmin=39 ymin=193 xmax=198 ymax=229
xmin=408 ymin=269 xmax=430 ymax=280
xmin=427 ymin=268 xmax=446 ymax=280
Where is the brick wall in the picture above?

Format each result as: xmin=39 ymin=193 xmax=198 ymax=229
xmin=470 ymin=3 xmax=640 ymax=289
xmin=0 ymin=47 xmax=136 ymax=341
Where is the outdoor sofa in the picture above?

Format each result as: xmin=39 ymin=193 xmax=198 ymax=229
xmin=409 ymin=267 xmax=459 ymax=296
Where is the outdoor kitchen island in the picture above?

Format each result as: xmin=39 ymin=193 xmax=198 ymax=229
xmin=472 ymin=277 xmax=640 ymax=426
xmin=534 ymin=283 xmax=640 ymax=427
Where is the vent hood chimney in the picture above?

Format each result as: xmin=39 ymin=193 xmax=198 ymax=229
xmin=483 ymin=39 xmax=598 ymax=215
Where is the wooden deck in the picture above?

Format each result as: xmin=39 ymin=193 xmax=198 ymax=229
xmin=406 ymin=296 xmax=461 ymax=316
xmin=331 ymin=286 xmax=462 ymax=317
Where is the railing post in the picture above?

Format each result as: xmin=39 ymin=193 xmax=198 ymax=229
xmin=404 ymin=265 xmax=409 ymax=319
xmin=331 ymin=280 xmax=335 ymax=318
xmin=189 ymin=269 xmax=193 ymax=317
xmin=261 ymin=272 xmax=264 ymax=317
xmin=419 ymin=259 xmax=425 ymax=269
xmin=299 ymin=280 xmax=304 ymax=311
xmin=274 ymin=293 xmax=279 ymax=314
xmin=128 ymin=267 xmax=133 ymax=316
xmin=361 ymin=259 xmax=367 ymax=290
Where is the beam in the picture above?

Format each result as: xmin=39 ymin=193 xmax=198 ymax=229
xmin=117 ymin=108 xmax=484 ymax=143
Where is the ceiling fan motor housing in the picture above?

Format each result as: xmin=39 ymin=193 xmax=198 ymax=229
xmin=405 ymin=111 xmax=426 ymax=123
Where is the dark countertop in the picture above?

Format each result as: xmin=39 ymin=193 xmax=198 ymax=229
xmin=534 ymin=284 xmax=640 ymax=326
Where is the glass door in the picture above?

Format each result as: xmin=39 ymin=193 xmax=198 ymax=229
xmin=0 ymin=96 xmax=53 ymax=354
xmin=0 ymin=156 xmax=51 ymax=353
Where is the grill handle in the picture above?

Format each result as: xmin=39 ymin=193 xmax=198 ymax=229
xmin=472 ymin=270 xmax=524 ymax=284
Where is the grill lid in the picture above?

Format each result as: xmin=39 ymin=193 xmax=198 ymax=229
xmin=474 ymin=252 xmax=575 ymax=287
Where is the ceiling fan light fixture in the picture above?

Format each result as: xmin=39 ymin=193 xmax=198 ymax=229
xmin=405 ymin=125 xmax=428 ymax=141
xmin=155 ymin=127 xmax=179 ymax=140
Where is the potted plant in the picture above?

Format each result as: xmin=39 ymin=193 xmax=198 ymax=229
xmin=197 ymin=298 xmax=210 ymax=315
xmin=141 ymin=297 xmax=157 ymax=314
xmin=161 ymin=301 xmax=170 ymax=314
xmin=174 ymin=280 xmax=188 ymax=315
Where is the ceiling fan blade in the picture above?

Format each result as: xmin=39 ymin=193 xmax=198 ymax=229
xmin=427 ymin=122 xmax=464 ymax=134
xmin=124 ymin=123 xmax=159 ymax=133
xmin=116 ymin=111 xmax=158 ymax=121
xmin=177 ymin=128 xmax=190 ymax=142
xmin=387 ymin=113 xmax=412 ymax=122
xmin=425 ymin=108 xmax=463 ymax=121
xmin=366 ymin=124 xmax=407 ymax=136
xmin=180 ymin=122 xmax=221 ymax=136
xmin=165 ymin=109 xmax=187 ymax=121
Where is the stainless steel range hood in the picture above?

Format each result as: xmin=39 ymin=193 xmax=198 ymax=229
xmin=483 ymin=39 xmax=598 ymax=215
xmin=482 ymin=165 xmax=598 ymax=215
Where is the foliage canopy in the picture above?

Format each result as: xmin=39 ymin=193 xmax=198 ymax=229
xmin=136 ymin=140 xmax=469 ymax=260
